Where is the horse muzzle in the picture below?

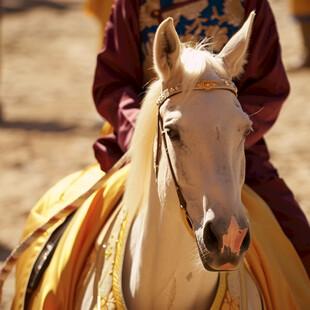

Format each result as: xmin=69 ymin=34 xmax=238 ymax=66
xmin=195 ymin=215 xmax=251 ymax=271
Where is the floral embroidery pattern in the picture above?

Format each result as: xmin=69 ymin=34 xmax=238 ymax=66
xmin=221 ymin=289 xmax=240 ymax=310
xmin=96 ymin=292 xmax=116 ymax=310
xmin=139 ymin=0 xmax=244 ymax=82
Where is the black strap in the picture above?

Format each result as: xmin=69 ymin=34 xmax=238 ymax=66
xmin=157 ymin=112 xmax=194 ymax=232
xmin=25 ymin=211 xmax=75 ymax=306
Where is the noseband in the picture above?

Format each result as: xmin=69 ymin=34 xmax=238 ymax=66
xmin=155 ymin=79 xmax=238 ymax=237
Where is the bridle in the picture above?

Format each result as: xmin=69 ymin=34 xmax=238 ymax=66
xmin=155 ymin=79 xmax=238 ymax=237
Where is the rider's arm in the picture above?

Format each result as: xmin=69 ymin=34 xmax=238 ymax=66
xmin=238 ymin=0 xmax=290 ymax=147
xmin=93 ymin=0 xmax=142 ymax=154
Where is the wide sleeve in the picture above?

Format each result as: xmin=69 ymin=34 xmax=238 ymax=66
xmin=93 ymin=0 xmax=142 ymax=153
xmin=238 ymin=0 xmax=290 ymax=147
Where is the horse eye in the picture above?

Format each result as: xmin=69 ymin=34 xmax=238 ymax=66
xmin=166 ymin=127 xmax=180 ymax=141
xmin=244 ymin=127 xmax=253 ymax=138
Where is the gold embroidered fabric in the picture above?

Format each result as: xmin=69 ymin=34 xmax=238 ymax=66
xmin=139 ymin=0 xmax=245 ymax=83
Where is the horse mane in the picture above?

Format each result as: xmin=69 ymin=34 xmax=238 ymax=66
xmin=123 ymin=41 xmax=229 ymax=218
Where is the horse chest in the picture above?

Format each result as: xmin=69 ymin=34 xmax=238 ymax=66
xmin=123 ymin=261 xmax=218 ymax=310
xmin=77 ymin=204 xmax=263 ymax=310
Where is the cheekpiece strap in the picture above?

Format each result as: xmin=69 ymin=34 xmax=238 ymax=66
xmin=156 ymin=79 xmax=237 ymax=107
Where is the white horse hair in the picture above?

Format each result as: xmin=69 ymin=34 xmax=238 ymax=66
xmin=121 ymin=13 xmax=257 ymax=309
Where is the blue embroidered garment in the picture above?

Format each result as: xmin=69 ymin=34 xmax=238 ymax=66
xmin=139 ymin=0 xmax=245 ymax=82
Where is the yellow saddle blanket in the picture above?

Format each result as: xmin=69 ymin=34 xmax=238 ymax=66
xmin=11 ymin=164 xmax=310 ymax=309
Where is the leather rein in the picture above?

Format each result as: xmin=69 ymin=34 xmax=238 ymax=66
xmin=155 ymin=79 xmax=238 ymax=237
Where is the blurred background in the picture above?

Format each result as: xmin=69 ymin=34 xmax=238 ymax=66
xmin=0 ymin=0 xmax=309 ymax=308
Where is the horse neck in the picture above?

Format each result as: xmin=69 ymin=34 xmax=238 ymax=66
xmin=122 ymin=169 xmax=219 ymax=310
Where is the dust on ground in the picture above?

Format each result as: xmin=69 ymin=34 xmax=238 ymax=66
xmin=0 ymin=0 xmax=309 ymax=308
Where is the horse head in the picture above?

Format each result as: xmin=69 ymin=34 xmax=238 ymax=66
xmin=153 ymin=13 xmax=255 ymax=272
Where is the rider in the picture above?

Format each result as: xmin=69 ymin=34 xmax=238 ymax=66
xmin=91 ymin=0 xmax=310 ymax=277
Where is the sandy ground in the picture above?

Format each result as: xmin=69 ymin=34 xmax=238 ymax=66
xmin=0 ymin=0 xmax=309 ymax=308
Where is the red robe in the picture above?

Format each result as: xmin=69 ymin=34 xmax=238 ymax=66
xmin=92 ymin=0 xmax=310 ymax=276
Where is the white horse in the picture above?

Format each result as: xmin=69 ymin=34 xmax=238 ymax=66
xmin=5 ymin=14 xmax=260 ymax=310
xmin=118 ymin=13 xmax=259 ymax=310
xmin=4 ymin=10 xmax=310 ymax=310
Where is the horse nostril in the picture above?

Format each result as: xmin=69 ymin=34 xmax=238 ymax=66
xmin=203 ymin=222 xmax=219 ymax=252
xmin=240 ymin=229 xmax=251 ymax=253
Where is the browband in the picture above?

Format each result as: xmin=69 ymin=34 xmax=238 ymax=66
xmin=157 ymin=79 xmax=237 ymax=107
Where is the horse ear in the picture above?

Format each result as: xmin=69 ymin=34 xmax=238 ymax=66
xmin=217 ymin=11 xmax=255 ymax=78
xmin=153 ymin=18 xmax=181 ymax=81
